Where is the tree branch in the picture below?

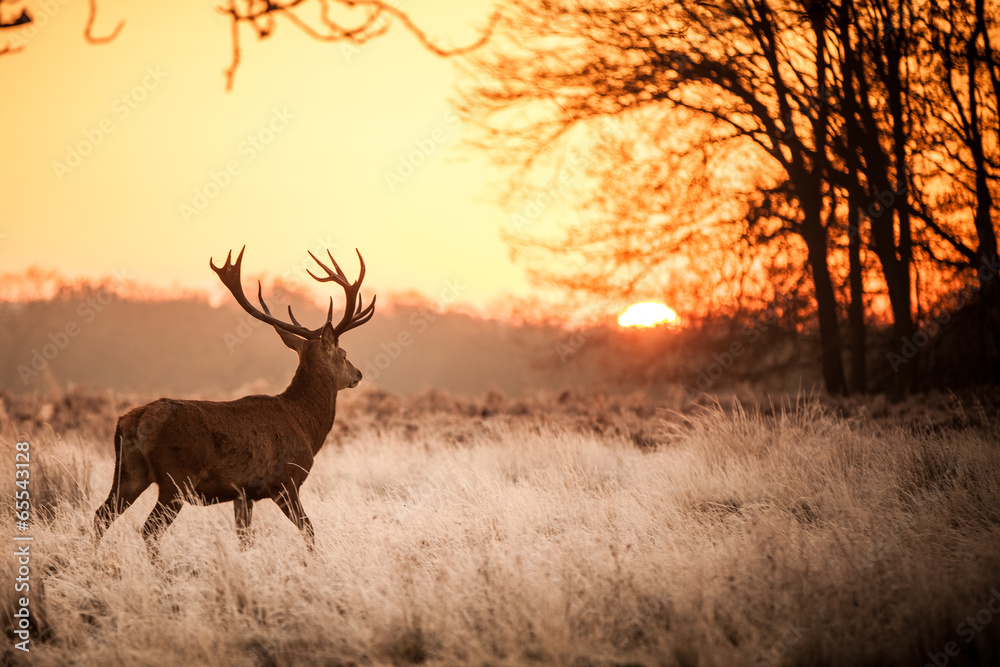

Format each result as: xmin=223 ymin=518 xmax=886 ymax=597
xmin=2 ymin=0 xmax=496 ymax=89
xmin=220 ymin=0 xmax=498 ymax=89
xmin=84 ymin=0 xmax=125 ymax=44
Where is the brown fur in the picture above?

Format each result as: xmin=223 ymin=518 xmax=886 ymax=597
xmin=94 ymin=324 xmax=360 ymax=551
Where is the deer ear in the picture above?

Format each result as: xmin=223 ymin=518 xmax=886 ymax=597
xmin=320 ymin=321 xmax=337 ymax=350
xmin=273 ymin=326 xmax=304 ymax=352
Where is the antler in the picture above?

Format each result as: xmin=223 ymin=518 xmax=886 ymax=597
xmin=306 ymin=248 xmax=377 ymax=337
xmin=210 ymin=246 xmax=375 ymax=341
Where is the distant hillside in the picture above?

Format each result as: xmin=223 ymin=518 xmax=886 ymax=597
xmin=0 ymin=283 xmax=832 ymax=399
xmin=3 ymin=277 xmax=995 ymax=408
xmin=0 ymin=286 xmax=610 ymax=397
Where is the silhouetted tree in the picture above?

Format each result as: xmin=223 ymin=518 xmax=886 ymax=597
xmin=833 ymin=0 xmax=1000 ymax=387
xmin=917 ymin=0 xmax=1000 ymax=293
xmin=457 ymin=0 xmax=999 ymax=394
xmin=458 ymin=0 xmax=852 ymax=392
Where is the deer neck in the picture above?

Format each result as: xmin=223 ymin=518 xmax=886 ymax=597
xmin=281 ymin=347 xmax=337 ymax=454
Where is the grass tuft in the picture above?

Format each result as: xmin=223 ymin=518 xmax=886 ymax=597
xmin=1 ymin=388 xmax=999 ymax=665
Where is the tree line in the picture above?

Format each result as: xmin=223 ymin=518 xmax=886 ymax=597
xmin=456 ymin=0 xmax=1000 ymax=394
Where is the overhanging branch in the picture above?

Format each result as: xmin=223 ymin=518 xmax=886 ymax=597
xmin=0 ymin=0 xmax=498 ymax=90
xmin=85 ymin=0 xmax=125 ymax=44
xmin=219 ymin=0 xmax=498 ymax=89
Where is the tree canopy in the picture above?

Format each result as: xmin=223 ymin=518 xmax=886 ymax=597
xmin=456 ymin=0 xmax=1000 ymax=393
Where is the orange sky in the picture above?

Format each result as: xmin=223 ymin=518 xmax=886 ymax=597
xmin=0 ymin=0 xmax=549 ymax=313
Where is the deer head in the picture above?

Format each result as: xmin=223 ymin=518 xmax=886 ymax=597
xmin=95 ymin=247 xmax=377 ymax=553
xmin=210 ymin=246 xmax=376 ymax=391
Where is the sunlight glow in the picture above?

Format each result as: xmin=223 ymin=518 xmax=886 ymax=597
xmin=618 ymin=301 xmax=679 ymax=328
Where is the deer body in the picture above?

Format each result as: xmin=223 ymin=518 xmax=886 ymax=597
xmin=94 ymin=248 xmax=373 ymax=551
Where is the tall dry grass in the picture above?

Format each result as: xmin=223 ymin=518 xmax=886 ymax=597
xmin=2 ymin=388 xmax=1000 ymax=666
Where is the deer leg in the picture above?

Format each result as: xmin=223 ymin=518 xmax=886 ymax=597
xmin=141 ymin=484 xmax=184 ymax=556
xmin=274 ymin=487 xmax=315 ymax=551
xmin=94 ymin=474 xmax=151 ymax=544
xmin=234 ymin=496 xmax=254 ymax=549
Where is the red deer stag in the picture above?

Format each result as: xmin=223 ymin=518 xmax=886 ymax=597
xmin=94 ymin=246 xmax=375 ymax=552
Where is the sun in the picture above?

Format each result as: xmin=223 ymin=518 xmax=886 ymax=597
xmin=618 ymin=301 xmax=679 ymax=328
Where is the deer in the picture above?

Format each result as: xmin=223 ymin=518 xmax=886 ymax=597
xmin=93 ymin=246 xmax=375 ymax=553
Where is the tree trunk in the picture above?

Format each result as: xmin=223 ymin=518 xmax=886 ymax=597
xmin=883 ymin=2 xmax=916 ymax=392
xmin=802 ymin=204 xmax=847 ymax=395
xmin=848 ymin=1 xmax=916 ymax=394
xmin=838 ymin=0 xmax=867 ymax=393
xmin=847 ymin=192 xmax=867 ymax=393
xmin=883 ymin=255 xmax=916 ymax=391
xmin=970 ymin=0 xmax=1000 ymax=301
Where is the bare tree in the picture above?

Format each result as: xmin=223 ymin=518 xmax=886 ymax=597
xmin=833 ymin=0 xmax=1000 ymax=386
xmin=457 ymin=0 xmax=1000 ymax=393
xmin=457 ymin=0 xmax=851 ymax=393
xmin=916 ymin=0 xmax=1000 ymax=292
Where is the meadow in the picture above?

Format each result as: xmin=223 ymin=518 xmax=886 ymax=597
xmin=3 ymin=386 xmax=1000 ymax=666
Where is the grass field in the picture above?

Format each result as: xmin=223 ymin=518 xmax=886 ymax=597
xmin=3 ymin=387 xmax=1000 ymax=666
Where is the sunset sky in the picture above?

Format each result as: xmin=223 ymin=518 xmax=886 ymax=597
xmin=0 ymin=0 xmax=547 ymax=312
